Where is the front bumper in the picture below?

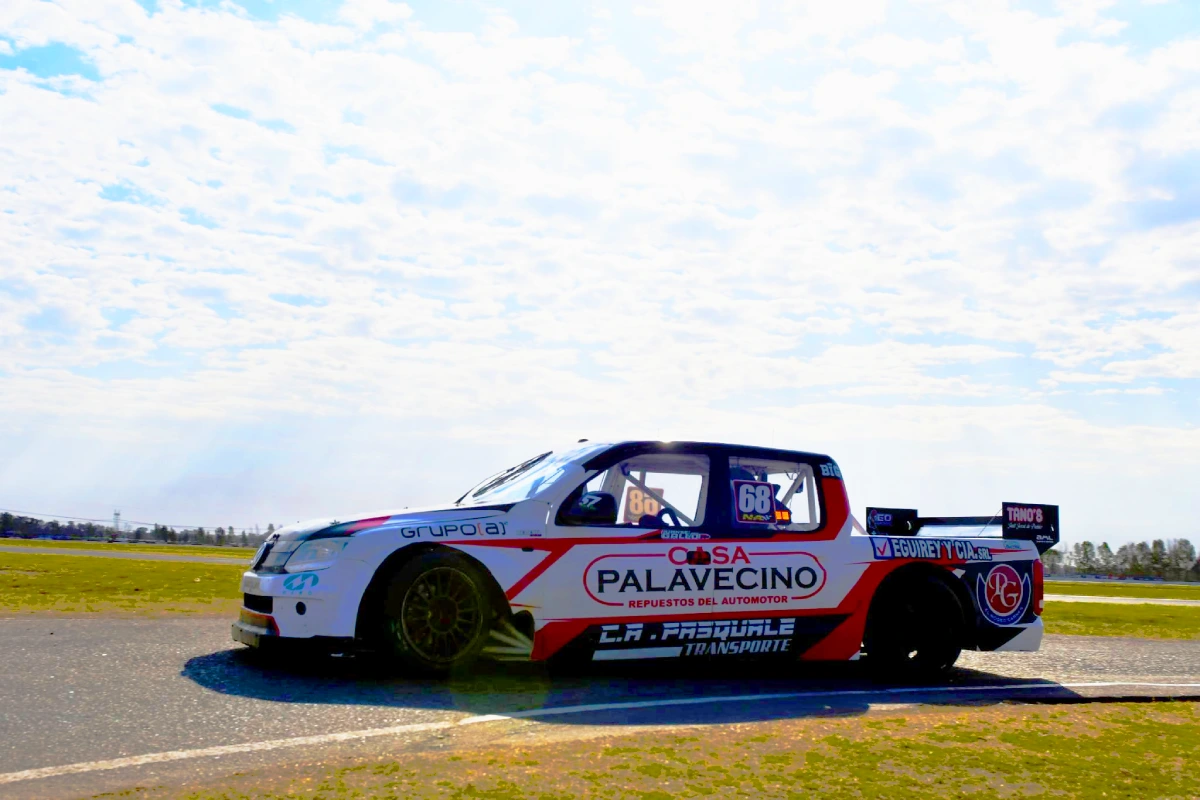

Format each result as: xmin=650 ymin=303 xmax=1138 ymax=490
xmin=237 ymin=559 xmax=367 ymax=639
xmin=231 ymin=608 xmax=356 ymax=652
xmin=233 ymin=557 xmax=370 ymax=650
xmin=231 ymin=608 xmax=279 ymax=647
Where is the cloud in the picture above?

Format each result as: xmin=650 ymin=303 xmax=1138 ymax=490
xmin=337 ymin=0 xmax=412 ymax=30
xmin=0 ymin=0 xmax=1197 ymax=542
xmin=850 ymin=34 xmax=966 ymax=68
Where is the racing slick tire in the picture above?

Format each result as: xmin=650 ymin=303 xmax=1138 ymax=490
xmin=380 ymin=550 xmax=495 ymax=677
xmin=864 ymin=574 xmax=964 ymax=682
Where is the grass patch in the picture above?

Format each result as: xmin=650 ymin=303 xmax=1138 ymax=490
xmin=1045 ymin=580 xmax=1200 ymax=600
xmin=0 ymin=551 xmax=244 ymax=614
xmin=1042 ymin=600 xmax=1200 ymax=639
xmin=167 ymin=702 xmax=1200 ymax=799
xmin=0 ymin=538 xmax=252 ymax=558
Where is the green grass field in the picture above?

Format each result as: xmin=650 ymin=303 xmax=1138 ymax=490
xmin=1041 ymin=600 xmax=1200 ymax=639
xmin=1046 ymin=579 xmax=1200 ymax=600
xmin=4 ymin=551 xmax=1199 ymax=639
xmin=0 ymin=550 xmax=244 ymax=614
xmin=167 ymin=702 xmax=1200 ymax=800
xmin=0 ymin=538 xmax=253 ymax=558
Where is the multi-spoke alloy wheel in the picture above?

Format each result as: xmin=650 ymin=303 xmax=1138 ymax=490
xmin=382 ymin=552 xmax=493 ymax=676
xmin=396 ymin=567 xmax=484 ymax=664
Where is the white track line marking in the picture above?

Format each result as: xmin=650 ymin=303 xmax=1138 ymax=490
xmin=0 ymin=720 xmax=460 ymax=785
xmin=458 ymin=681 xmax=1200 ymax=724
xmin=3 ymin=681 xmax=1199 ymax=785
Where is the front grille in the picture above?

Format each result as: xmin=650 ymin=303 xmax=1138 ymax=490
xmin=243 ymin=593 xmax=273 ymax=613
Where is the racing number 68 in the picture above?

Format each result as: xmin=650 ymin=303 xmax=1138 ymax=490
xmin=738 ymin=483 xmax=773 ymax=515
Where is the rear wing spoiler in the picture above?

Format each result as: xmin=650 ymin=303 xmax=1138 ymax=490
xmin=864 ymin=503 xmax=1060 ymax=554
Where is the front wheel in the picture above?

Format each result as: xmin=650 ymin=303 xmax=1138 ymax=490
xmin=381 ymin=551 xmax=494 ymax=677
xmin=864 ymin=575 xmax=964 ymax=681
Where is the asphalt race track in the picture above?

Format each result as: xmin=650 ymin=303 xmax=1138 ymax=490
xmin=1 ymin=617 xmax=1198 ymax=799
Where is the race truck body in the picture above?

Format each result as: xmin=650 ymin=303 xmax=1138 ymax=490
xmin=232 ymin=440 xmax=1059 ymax=677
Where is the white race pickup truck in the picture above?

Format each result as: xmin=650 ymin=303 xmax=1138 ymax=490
xmin=233 ymin=440 xmax=1058 ymax=678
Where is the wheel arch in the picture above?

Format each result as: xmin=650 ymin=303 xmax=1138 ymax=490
xmin=353 ymin=542 xmax=511 ymax=642
xmin=867 ymin=562 xmax=979 ymax=649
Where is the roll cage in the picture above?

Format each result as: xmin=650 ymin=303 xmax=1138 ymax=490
xmin=557 ymin=441 xmax=836 ymax=536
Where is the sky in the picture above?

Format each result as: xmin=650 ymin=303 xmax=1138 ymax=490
xmin=1 ymin=0 xmax=1198 ymax=545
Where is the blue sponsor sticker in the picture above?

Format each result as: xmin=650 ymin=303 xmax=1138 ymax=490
xmin=282 ymin=572 xmax=319 ymax=593
xmin=870 ymin=537 xmax=894 ymax=559
xmin=870 ymin=537 xmax=993 ymax=562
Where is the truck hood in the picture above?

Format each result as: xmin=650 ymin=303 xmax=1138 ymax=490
xmin=270 ymin=502 xmax=519 ymax=544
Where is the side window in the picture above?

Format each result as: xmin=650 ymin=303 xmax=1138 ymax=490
xmin=728 ymin=457 xmax=821 ymax=533
xmin=559 ymin=454 xmax=710 ymax=528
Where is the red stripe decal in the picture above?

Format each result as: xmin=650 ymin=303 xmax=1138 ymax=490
xmin=505 ymin=546 xmax=573 ymax=602
xmin=342 ymin=516 xmax=393 ymax=533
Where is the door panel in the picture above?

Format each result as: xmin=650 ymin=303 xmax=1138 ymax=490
xmin=534 ymin=451 xmax=717 ymax=661
xmin=524 ymin=447 xmax=865 ymax=663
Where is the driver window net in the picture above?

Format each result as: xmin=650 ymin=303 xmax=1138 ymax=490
xmin=728 ymin=457 xmax=820 ymax=532
xmin=583 ymin=454 xmax=710 ymax=528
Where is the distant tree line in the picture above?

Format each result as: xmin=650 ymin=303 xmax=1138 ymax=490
xmin=0 ymin=512 xmax=277 ymax=548
xmin=7 ymin=511 xmax=1198 ymax=580
xmin=1041 ymin=538 xmax=1199 ymax=581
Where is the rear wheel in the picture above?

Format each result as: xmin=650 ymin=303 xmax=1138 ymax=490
xmin=381 ymin=551 xmax=493 ymax=677
xmin=864 ymin=575 xmax=964 ymax=681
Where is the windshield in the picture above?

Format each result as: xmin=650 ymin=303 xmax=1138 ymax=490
xmin=458 ymin=444 xmax=605 ymax=506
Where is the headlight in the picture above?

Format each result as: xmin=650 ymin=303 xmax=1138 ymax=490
xmin=257 ymin=539 xmax=302 ymax=572
xmin=249 ymin=541 xmax=270 ymax=567
xmin=284 ymin=539 xmax=349 ymax=572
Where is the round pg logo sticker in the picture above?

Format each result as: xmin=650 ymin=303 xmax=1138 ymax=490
xmin=976 ymin=564 xmax=1031 ymax=626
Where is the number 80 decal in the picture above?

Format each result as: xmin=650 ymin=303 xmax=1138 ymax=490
xmin=622 ymin=487 xmax=665 ymax=524
xmin=733 ymin=480 xmax=775 ymax=524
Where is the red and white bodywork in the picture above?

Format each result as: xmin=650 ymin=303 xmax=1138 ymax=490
xmin=233 ymin=441 xmax=1054 ymax=663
